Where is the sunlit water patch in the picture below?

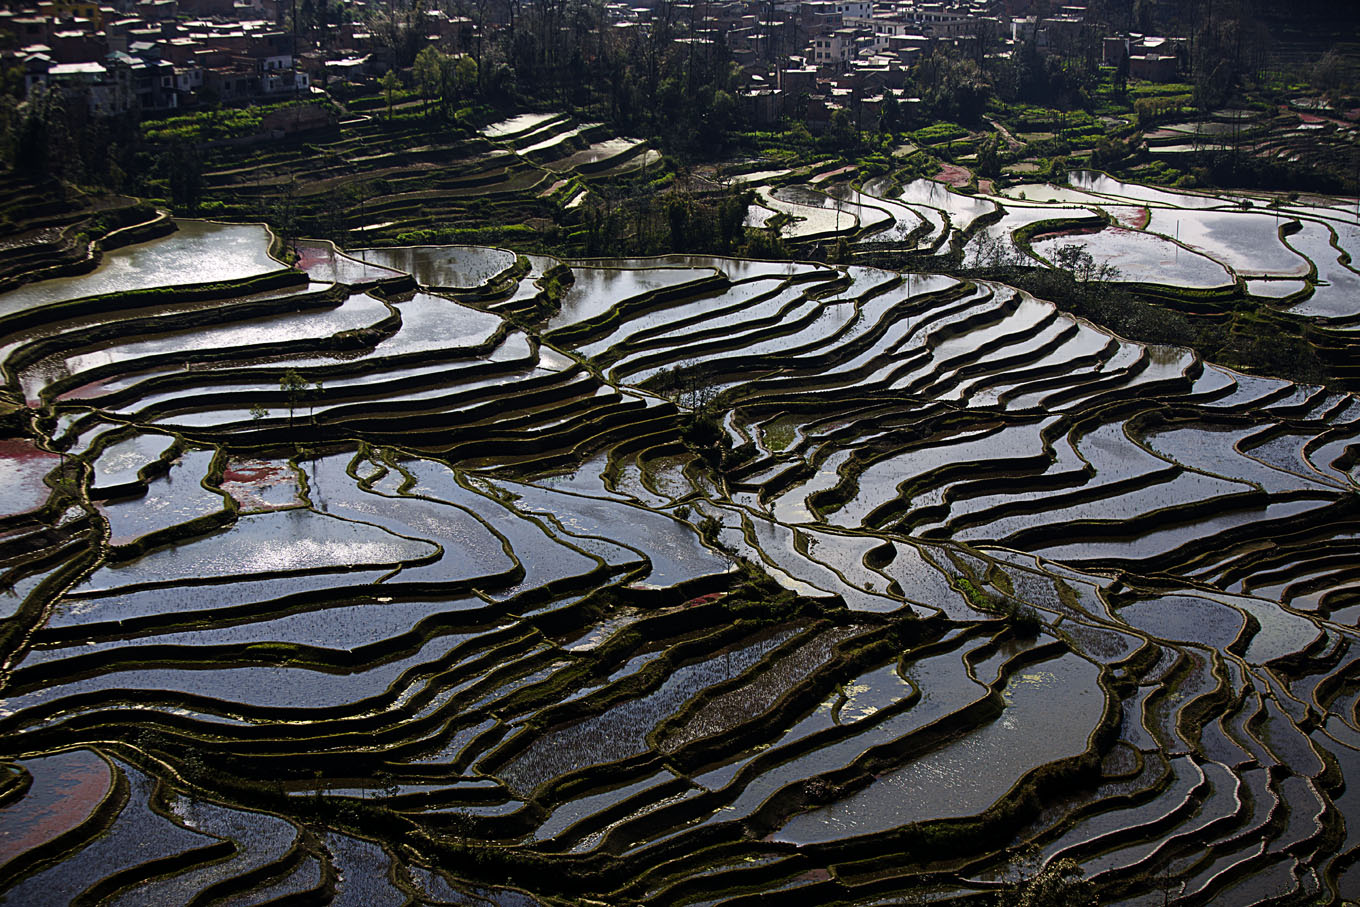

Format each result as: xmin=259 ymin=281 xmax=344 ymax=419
xmin=0 ymin=220 xmax=282 ymax=319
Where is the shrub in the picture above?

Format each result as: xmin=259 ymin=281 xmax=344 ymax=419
xmin=912 ymin=122 xmax=969 ymax=145
xmin=698 ymin=516 xmax=724 ymax=546
xmin=957 ymin=577 xmax=1042 ymax=635
xmin=999 ymin=858 xmax=1097 ymax=907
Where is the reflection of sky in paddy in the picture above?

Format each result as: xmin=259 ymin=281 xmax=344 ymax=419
xmin=494 ymin=478 xmax=731 ymax=588
xmin=3 ymin=632 xmax=471 ymax=714
xmin=0 ymin=221 xmax=280 ymax=319
xmin=1032 ymin=226 xmax=1233 ymax=288
xmin=99 ymin=449 xmax=226 ymax=544
xmin=355 ymin=245 xmax=516 ymax=289
xmin=547 ymin=266 xmax=717 ymax=333
xmin=367 ymin=293 xmax=505 ymax=356
xmin=294 ymin=239 xmax=404 ymax=284
xmin=4 ymin=214 xmax=1360 ymax=903
xmin=90 ymin=432 xmax=175 ymax=490
xmin=61 ymin=294 xmax=391 ymax=377
xmin=774 ymin=653 xmax=1103 ymax=843
xmin=1145 ymin=207 xmax=1308 ymax=276
xmin=897 ymin=177 xmax=997 ymax=231
xmin=70 ymin=509 xmax=437 ymax=594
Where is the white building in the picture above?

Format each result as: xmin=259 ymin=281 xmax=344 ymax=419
xmin=811 ymin=27 xmax=856 ymax=66
xmin=834 ymin=1 xmax=871 ymax=18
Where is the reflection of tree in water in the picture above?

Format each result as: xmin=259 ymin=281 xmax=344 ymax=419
xmin=1146 ymin=343 xmax=1187 ymax=366
xmin=1052 ymin=242 xmax=1122 ymax=285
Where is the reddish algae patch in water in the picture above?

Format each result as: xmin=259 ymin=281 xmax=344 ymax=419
xmin=935 ymin=165 xmax=972 ymax=189
xmin=0 ymin=440 xmax=60 ymax=518
xmin=219 ymin=458 xmax=303 ymax=511
xmin=0 ymin=750 xmax=112 ymax=867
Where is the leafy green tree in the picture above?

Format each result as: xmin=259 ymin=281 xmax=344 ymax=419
xmin=916 ymin=52 xmax=992 ymax=123
xmin=1132 ymin=0 xmax=1155 ymax=31
xmin=702 ymin=88 xmax=737 ymax=143
xmin=379 ymin=68 xmax=401 ymax=120
xmin=879 ymin=92 xmax=901 ymax=135
xmin=828 ymin=107 xmax=861 ymax=152
xmin=452 ymin=55 xmax=478 ymax=101
xmin=665 ymin=194 xmax=692 ymax=251
xmin=298 ymin=0 xmax=316 ymax=39
xmin=163 ymin=140 xmax=204 ymax=213
xmin=412 ymin=46 xmax=447 ymax=117
xmin=13 ymin=86 xmax=60 ymax=177
xmin=716 ymin=191 xmax=751 ymax=252
xmin=435 ymin=54 xmax=478 ymax=118
xmin=977 ymin=133 xmax=1002 ymax=179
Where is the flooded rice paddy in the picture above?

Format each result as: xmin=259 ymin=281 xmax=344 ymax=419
xmin=1 ymin=182 xmax=1359 ymax=904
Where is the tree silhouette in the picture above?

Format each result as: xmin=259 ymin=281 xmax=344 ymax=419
xmin=280 ymin=369 xmax=308 ymax=430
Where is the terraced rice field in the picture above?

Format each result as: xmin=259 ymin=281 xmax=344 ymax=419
xmin=197 ymin=112 xmax=659 ymax=245
xmin=765 ymin=169 xmax=1360 ymax=389
xmin=1 ymin=174 xmax=1360 ymax=905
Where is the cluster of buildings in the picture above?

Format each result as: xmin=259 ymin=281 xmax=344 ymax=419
xmin=605 ymin=0 xmax=1184 ymax=131
xmin=0 ymin=0 xmax=1181 ymax=135
xmin=728 ymin=0 xmax=1005 ymax=128
xmin=0 ymin=0 xmax=465 ymax=114
xmin=4 ymin=0 xmax=305 ymax=113
xmin=1101 ymin=32 xmax=1181 ymax=82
